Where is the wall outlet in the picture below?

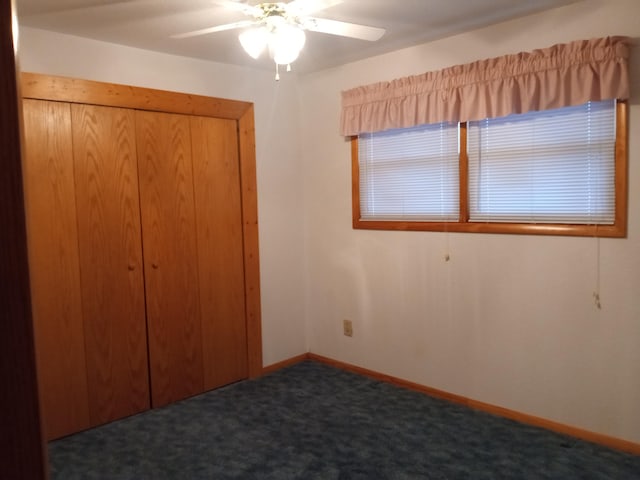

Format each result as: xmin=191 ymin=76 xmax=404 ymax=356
xmin=343 ymin=319 xmax=353 ymax=337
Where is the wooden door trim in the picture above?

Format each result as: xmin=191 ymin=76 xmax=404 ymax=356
xmin=237 ymin=106 xmax=262 ymax=378
xmin=21 ymin=72 xmax=252 ymax=120
xmin=21 ymin=72 xmax=263 ymax=378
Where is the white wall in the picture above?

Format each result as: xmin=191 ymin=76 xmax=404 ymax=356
xmin=299 ymin=0 xmax=640 ymax=444
xmin=17 ymin=27 xmax=308 ymax=367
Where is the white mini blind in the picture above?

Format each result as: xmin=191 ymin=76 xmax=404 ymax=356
xmin=467 ymin=100 xmax=616 ymax=224
xmin=358 ymin=123 xmax=459 ymax=221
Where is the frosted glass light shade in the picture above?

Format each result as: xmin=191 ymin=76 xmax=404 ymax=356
xmin=269 ymin=24 xmax=306 ymax=65
xmin=239 ymin=23 xmax=306 ymax=67
xmin=239 ymin=27 xmax=268 ymax=59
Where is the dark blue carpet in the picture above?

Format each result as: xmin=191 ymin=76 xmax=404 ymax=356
xmin=49 ymin=360 xmax=640 ymax=479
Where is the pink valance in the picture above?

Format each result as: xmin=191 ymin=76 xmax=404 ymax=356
xmin=340 ymin=36 xmax=630 ymax=136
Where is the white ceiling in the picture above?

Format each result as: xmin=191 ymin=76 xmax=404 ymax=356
xmin=16 ymin=0 xmax=579 ymax=74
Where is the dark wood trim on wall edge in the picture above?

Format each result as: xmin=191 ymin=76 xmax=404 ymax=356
xmin=263 ymin=353 xmax=640 ymax=456
xmin=1 ymin=3 xmax=48 ymax=478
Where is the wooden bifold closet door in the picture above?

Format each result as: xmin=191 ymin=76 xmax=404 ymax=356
xmin=23 ymin=100 xmax=150 ymax=439
xmin=22 ymin=99 xmax=91 ymax=440
xmin=22 ymin=79 xmax=257 ymax=440
xmin=136 ymin=111 xmax=248 ymax=407
xmin=136 ymin=110 xmax=205 ymax=407
xmin=190 ymin=116 xmax=248 ymax=392
xmin=72 ymin=104 xmax=150 ymax=425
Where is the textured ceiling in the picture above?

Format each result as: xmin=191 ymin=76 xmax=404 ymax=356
xmin=16 ymin=0 xmax=579 ymax=74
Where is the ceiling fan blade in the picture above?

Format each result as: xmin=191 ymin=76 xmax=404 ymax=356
xmin=303 ymin=17 xmax=385 ymax=41
xmin=211 ymin=0 xmax=263 ymax=17
xmin=20 ymin=0 xmax=212 ymax=18
xmin=286 ymin=0 xmax=343 ymax=16
xmin=171 ymin=19 xmax=256 ymax=39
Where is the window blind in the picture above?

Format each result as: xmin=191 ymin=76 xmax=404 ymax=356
xmin=467 ymin=100 xmax=616 ymax=224
xmin=358 ymin=123 xmax=459 ymax=221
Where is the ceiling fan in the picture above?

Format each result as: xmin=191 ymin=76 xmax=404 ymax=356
xmin=171 ymin=0 xmax=386 ymax=79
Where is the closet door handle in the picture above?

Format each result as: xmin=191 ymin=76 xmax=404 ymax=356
xmin=151 ymin=262 xmax=159 ymax=269
xmin=128 ymin=264 xmax=136 ymax=271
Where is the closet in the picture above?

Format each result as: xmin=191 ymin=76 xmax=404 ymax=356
xmin=21 ymin=73 xmax=262 ymax=440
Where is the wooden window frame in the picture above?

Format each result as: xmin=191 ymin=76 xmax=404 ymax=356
xmin=352 ymin=101 xmax=628 ymax=238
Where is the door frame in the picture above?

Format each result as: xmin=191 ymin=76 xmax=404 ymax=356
xmin=0 ymin=2 xmax=48 ymax=478
xmin=21 ymin=72 xmax=263 ymax=379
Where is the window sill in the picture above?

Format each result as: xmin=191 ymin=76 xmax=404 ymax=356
xmin=352 ymin=219 xmax=626 ymax=238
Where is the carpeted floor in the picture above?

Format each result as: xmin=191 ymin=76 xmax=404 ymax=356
xmin=49 ymin=360 xmax=640 ymax=479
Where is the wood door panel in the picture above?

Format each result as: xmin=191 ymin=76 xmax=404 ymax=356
xmin=136 ymin=110 xmax=204 ymax=407
xmin=22 ymin=99 xmax=91 ymax=440
xmin=191 ymin=116 xmax=248 ymax=391
xmin=72 ymin=104 xmax=150 ymax=425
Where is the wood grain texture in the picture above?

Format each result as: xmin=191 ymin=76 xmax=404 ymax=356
xmin=458 ymin=123 xmax=470 ymax=223
xmin=614 ymin=100 xmax=628 ymax=236
xmin=0 ymin=3 xmax=48 ymax=475
xmin=350 ymin=137 xmax=360 ymax=228
xmin=191 ymin=116 xmax=248 ymax=391
xmin=237 ymin=106 xmax=263 ymax=378
xmin=22 ymin=73 xmax=264 ymax=381
xmin=136 ymin=110 xmax=204 ymax=407
xmin=72 ymin=104 xmax=150 ymax=425
xmin=21 ymin=72 xmax=251 ymax=120
xmin=22 ymin=99 xmax=91 ymax=440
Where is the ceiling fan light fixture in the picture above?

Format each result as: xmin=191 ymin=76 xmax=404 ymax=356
xmin=239 ymin=27 xmax=268 ymax=59
xmin=174 ymin=0 xmax=387 ymax=78
xmin=268 ymin=23 xmax=306 ymax=66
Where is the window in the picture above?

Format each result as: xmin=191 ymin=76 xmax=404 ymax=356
xmin=353 ymin=100 xmax=627 ymax=237
xmin=359 ymin=122 xmax=459 ymax=221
